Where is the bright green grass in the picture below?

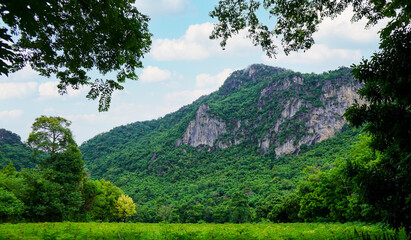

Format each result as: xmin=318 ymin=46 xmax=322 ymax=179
xmin=0 ymin=222 xmax=407 ymax=240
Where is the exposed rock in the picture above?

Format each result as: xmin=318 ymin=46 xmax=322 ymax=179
xmin=259 ymin=135 xmax=270 ymax=154
xmin=179 ymin=65 xmax=363 ymax=157
xmin=275 ymin=139 xmax=296 ymax=156
xmin=181 ymin=104 xmax=227 ymax=147
xmin=272 ymin=81 xmax=363 ymax=156
xmin=281 ymin=100 xmax=303 ymax=119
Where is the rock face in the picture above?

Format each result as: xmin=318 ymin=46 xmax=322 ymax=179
xmin=180 ymin=104 xmax=227 ymax=147
xmin=179 ymin=65 xmax=363 ymax=157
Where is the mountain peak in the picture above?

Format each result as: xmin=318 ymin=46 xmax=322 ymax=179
xmin=220 ymin=64 xmax=287 ymax=94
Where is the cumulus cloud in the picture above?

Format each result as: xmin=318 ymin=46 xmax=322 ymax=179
xmin=0 ymin=109 xmax=23 ymax=119
xmin=38 ymin=82 xmax=60 ymax=98
xmin=134 ymin=0 xmax=191 ymax=17
xmin=267 ymin=44 xmax=362 ymax=64
xmin=314 ymin=7 xmax=388 ymax=44
xmin=165 ymin=89 xmax=211 ymax=105
xmin=0 ymin=82 xmax=38 ymax=99
xmin=196 ymin=68 xmax=233 ymax=89
xmin=0 ymin=66 xmax=39 ymax=82
xmin=165 ymin=68 xmax=234 ymax=107
xmin=262 ymin=44 xmax=362 ymax=73
xmin=140 ymin=66 xmax=172 ymax=83
xmin=38 ymin=81 xmax=88 ymax=98
xmin=151 ymin=22 xmax=258 ymax=61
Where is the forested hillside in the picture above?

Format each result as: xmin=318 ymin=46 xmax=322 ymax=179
xmin=0 ymin=129 xmax=34 ymax=170
xmin=80 ymin=64 xmax=368 ymax=222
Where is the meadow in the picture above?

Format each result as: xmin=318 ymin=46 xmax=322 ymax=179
xmin=0 ymin=222 xmax=407 ymax=240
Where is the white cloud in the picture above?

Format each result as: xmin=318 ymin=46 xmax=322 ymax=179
xmin=196 ymin=68 xmax=233 ymax=89
xmin=0 ymin=82 xmax=38 ymax=99
xmin=165 ymin=89 xmax=211 ymax=105
xmin=38 ymin=81 xmax=60 ymax=98
xmin=134 ymin=0 xmax=191 ymax=17
xmin=38 ymin=81 xmax=89 ymax=98
xmin=63 ymin=113 xmax=106 ymax=124
xmin=151 ymin=22 xmax=258 ymax=61
xmin=165 ymin=68 xmax=234 ymax=108
xmin=314 ymin=7 xmax=388 ymax=44
xmin=140 ymin=66 xmax=172 ymax=83
xmin=0 ymin=109 xmax=23 ymax=119
xmin=0 ymin=66 xmax=39 ymax=82
xmin=263 ymin=44 xmax=361 ymax=64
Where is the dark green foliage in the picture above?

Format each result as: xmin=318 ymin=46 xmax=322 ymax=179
xmin=0 ymin=117 xmax=128 ymax=223
xmin=0 ymin=0 xmax=152 ymax=111
xmin=210 ymin=0 xmax=408 ymax=59
xmin=83 ymin=124 xmax=362 ymax=223
xmin=0 ymin=129 xmax=33 ymax=170
xmin=210 ymin=0 xmax=410 ymax=230
xmin=79 ymin=66 xmax=364 ymax=223
xmin=344 ymin=25 xmax=411 ymax=231
xmin=0 ymin=187 xmax=24 ymax=222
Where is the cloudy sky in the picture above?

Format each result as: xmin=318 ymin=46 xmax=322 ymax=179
xmin=0 ymin=0 xmax=385 ymax=144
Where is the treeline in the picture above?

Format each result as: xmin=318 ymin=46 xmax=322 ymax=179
xmin=128 ymin=135 xmax=382 ymax=224
xmin=0 ymin=116 xmax=136 ymax=223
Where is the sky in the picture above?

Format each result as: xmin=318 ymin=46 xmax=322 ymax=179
xmin=0 ymin=0 xmax=386 ymax=144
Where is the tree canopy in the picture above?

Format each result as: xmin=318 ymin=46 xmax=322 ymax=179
xmin=0 ymin=0 xmax=152 ymax=111
xmin=210 ymin=0 xmax=409 ymax=58
xmin=27 ymin=116 xmax=76 ymax=155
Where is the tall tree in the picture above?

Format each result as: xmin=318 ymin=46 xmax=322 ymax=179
xmin=210 ymin=0 xmax=410 ymax=229
xmin=27 ymin=116 xmax=85 ymax=220
xmin=0 ymin=0 xmax=151 ymax=111
xmin=27 ymin=116 xmax=75 ymax=156
xmin=344 ymin=29 xmax=411 ymax=230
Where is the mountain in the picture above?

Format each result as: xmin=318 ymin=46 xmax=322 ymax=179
xmin=80 ymin=64 xmax=363 ymax=222
xmin=0 ymin=129 xmax=34 ymax=170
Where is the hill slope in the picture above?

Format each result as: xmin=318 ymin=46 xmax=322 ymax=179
xmin=80 ymin=64 xmax=363 ymax=222
xmin=0 ymin=129 xmax=34 ymax=170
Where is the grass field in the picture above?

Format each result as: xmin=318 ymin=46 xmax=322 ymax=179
xmin=0 ymin=222 xmax=407 ymax=240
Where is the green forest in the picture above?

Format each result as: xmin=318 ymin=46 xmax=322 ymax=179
xmin=0 ymin=0 xmax=410 ymax=239
xmin=0 ymin=65 xmax=409 ymax=234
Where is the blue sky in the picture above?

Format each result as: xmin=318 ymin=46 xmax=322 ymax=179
xmin=0 ymin=0 xmax=386 ymax=144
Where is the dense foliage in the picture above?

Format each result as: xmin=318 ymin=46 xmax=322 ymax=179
xmin=0 ymin=129 xmax=33 ymax=170
xmin=344 ymin=27 xmax=411 ymax=230
xmin=0 ymin=117 xmax=136 ymax=223
xmin=210 ymin=0 xmax=410 ymax=230
xmin=210 ymin=0 xmax=408 ymax=58
xmin=79 ymin=66 xmax=364 ymax=223
xmin=0 ymin=222 xmax=406 ymax=240
xmin=0 ymin=0 xmax=151 ymax=111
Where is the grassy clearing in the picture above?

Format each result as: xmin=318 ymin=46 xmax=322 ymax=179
xmin=0 ymin=222 xmax=407 ymax=240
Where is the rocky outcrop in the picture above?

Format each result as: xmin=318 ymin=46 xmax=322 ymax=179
xmin=180 ymin=104 xmax=227 ymax=147
xmin=272 ymin=80 xmax=364 ymax=156
xmin=179 ymin=65 xmax=363 ymax=157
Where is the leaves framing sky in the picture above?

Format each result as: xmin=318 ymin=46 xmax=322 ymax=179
xmin=0 ymin=1 xmax=385 ymax=144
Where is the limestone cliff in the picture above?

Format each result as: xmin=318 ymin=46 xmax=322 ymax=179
xmin=179 ymin=104 xmax=227 ymax=148
xmin=179 ymin=65 xmax=363 ymax=157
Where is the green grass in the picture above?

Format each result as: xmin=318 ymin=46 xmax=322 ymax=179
xmin=0 ymin=222 xmax=407 ymax=240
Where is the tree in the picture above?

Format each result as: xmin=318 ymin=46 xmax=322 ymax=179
xmin=83 ymin=179 xmax=123 ymax=221
xmin=211 ymin=0 xmax=410 ymax=229
xmin=210 ymin=0 xmax=408 ymax=58
xmin=27 ymin=116 xmax=76 ymax=156
xmin=0 ymin=0 xmax=151 ymax=111
xmin=26 ymin=116 xmax=85 ymax=221
xmin=229 ymin=191 xmax=250 ymax=223
xmin=0 ymin=187 xmax=24 ymax=222
xmin=114 ymin=194 xmax=137 ymax=222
